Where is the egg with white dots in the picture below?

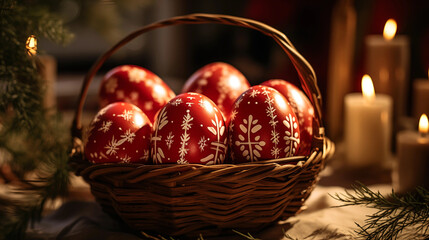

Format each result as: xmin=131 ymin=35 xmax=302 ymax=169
xmin=181 ymin=62 xmax=250 ymax=121
xmin=99 ymin=65 xmax=176 ymax=124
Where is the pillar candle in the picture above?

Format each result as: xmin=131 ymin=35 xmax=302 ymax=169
xmin=364 ymin=19 xmax=409 ymax=127
xmin=393 ymin=114 xmax=429 ymax=193
xmin=344 ymin=75 xmax=393 ymax=168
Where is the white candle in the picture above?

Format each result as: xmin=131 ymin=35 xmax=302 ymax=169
xmin=344 ymin=75 xmax=393 ymax=168
xmin=412 ymin=70 xmax=429 ymax=119
xmin=365 ymin=19 xmax=409 ymax=123
xmin=394 ymin=114 xmax=429 ymax=193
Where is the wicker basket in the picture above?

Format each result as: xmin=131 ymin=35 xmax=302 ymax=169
xmin=69 ymin=13 xmax=334 ymax=237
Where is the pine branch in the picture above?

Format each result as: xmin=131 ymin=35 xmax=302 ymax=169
xmin=331 ymin=182 xmax=429 ymax=240
xmin=0 ymin=0 xmax=73 ymax=129
xmin=0 ymin=195 xmax=47 ymax=240
xmin=0 ymin=1 xmax=73 ymax=239
xmin=0 ymin=113 xmax=70 ymax=239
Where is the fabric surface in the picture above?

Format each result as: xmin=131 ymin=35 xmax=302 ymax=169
xmin=25 ymin=184 xmax=392 ymax=240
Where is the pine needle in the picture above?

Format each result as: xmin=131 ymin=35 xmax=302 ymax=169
xmin=232 ymin=229 xmax=261 ymax=240
xmin=331 ymin=182 xmax=429 ymax=240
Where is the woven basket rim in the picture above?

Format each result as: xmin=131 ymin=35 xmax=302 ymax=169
xmin=81 ymin=155 xmax=307 ymax=168
xmin=69 ymin=138 xmax=335 ymax=186
xmin=70 ymin=134 xmax=333 ymax=170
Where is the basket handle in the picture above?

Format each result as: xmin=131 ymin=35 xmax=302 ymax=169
xmin=71 ymin=13 xmax=324 ymax=141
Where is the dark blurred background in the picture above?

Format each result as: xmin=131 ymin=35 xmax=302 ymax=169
xmin=41 ymin=0 xmax=429 ymax=135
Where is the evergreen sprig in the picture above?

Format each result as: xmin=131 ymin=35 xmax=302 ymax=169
xmin=0 ymin=0 xmax=72 ymax=239
xmin=0 ymin=195 xmax=45 ymax=240
xmin=0 ymin=113 xmax=71 ymax=240
xmin=331 ymin=182 xmax=429 ymax=240
xmin=0 ymin=0 xmax=72 ymax=129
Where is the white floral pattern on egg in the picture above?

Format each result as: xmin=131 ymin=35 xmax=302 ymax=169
xmin=151 ymin=93 xmax=227 ymax=165
xmin=229 ymin=85 xmax=300 ymax=163
xmin=261 ymin=79 xmax=314 ymax=156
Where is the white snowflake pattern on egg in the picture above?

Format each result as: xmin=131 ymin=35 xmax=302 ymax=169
xmin=85 ymin=102 xmax=152 ymax=164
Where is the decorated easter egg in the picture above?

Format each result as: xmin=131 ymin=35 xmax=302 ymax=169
xmin=261 ymin=79 xmax=314 ymax=155
xmin=151 ymin=93 xmax=227 ymax=165
xmin=99 ymin=65 xmax=176 ymax=123
xmin=181 ymin=62 xmax=250 ymax=119
xmin=228 ymin=85 xmax=300 ymax=163
xmin=85 ymin=102 xmax=152 ymax=164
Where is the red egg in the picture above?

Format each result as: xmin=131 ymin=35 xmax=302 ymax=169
xmin=99 ymin=65 xmax=176 ymax=123
xmin=228 ymin=85 xmax=300 ymax=163
xmin=151 ymin=93 xmax=227 ymax=165
xmin=181 ymin=62 xmax=250 ymax=119
xmin=84 ymin=102 xmax=152 ymax=164
xmin=261 ymin=79 xmax=314 ymax=155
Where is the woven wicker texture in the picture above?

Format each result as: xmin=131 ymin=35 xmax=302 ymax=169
xmin=69 ymin=13 xmax=335 ymax=237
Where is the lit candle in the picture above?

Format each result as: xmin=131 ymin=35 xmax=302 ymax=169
xmin=26 ymin=35 xmax=37 ymax=56
xmin=364 ymin=19 xmax=410 ymax=129
xmin=412 ymin=69 xmax=429 ymax=119
xmin=26 ymin=34 xmax=57 ymax=110
xmin=344 ymin=75 xmax=393 ymax=168
xmin=394 ymin=114 xmax=429 ymax=193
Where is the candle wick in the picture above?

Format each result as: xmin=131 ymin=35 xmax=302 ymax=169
xmin=421 ymin=132 xmax=427 ymax=138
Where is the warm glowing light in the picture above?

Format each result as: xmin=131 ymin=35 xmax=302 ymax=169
xmin=383 ymin=19 xmax=397 ymax=40
xmin=274 ymin=94 xmax=287 ymax=110
xmin=291 ymin=89 xmax=304 ymax=106
xmin=419 ymin=114 xmax=428 ymax=135
xmin=228 ymin=75 xmax=241 ymax=89
xmin=361 ymin=74 xmax=375 ymax=101
xmin=134 ymin=113 xmax=144 ymax=128
xmin=203 ymin=100 xmax=214 ymax=113
xmin=26 ymin=35 xmax=37 ymax=55
xmin=153 ymin=84 xmax=167 ymax=97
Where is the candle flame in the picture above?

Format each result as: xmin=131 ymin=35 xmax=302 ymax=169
xmin=26 ymin=35 xmax=37 ymax=56
xmin=419 ymin=114 xmax=428 ymax=135
xmin=383 ymin=19 xmax=397 ymax=40
xmin=361 ymin=74 xmax=375 ymax=101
